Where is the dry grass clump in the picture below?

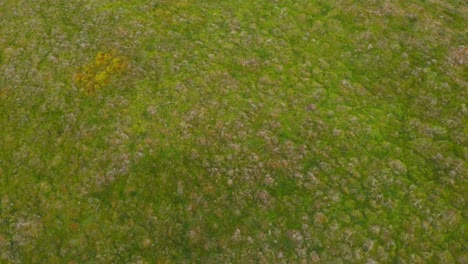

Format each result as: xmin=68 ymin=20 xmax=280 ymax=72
xmin=450 ymin=45 xmax=468 ymax=65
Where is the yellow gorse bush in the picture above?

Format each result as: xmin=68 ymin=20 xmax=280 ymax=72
xmin=74 ymin=49 xmax=128 ymax=94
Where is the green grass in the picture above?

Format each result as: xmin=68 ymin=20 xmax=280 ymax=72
xmin=0 ymin=0 xmax=466 ymax=262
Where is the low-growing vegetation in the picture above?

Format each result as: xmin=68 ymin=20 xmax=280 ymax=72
xmin=74 ymin=49 xmax=128 ymax=94
xmin=0 ymin=0 xmax=466 ymax=263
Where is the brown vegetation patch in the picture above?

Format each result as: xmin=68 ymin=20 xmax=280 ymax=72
xmin=450 ymin=46 xmax=468 ymax=66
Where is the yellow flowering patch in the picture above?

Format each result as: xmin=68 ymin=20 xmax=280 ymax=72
xmin=74 ymin=50 xmax=128 ymax=94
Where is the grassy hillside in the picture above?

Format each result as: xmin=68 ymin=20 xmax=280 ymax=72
xmin=0 ymin=0 xmax=466 ymax=262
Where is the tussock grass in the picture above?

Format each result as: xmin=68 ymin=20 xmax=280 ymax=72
xmin=0 ymin=0 xmax=466 ymax=262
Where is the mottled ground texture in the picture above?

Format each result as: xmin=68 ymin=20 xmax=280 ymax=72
xmin=0 ymin=0 xmax=466 ymax=263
